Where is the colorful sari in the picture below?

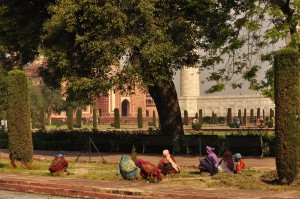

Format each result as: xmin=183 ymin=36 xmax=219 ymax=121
xmin=49 ymin=151 xmax=68 ymax=176
xmin=135 ymin=159 xmax=163 ymax=182
xmin=218 ymin=151 xmax=235 ymax=173
xmin=158 ymin=155 xmax=180 ymax=175
xmin=117 ymin=155 xmax=139 ymax=180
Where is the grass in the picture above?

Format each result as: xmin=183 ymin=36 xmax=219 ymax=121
xmin=0 ymin=157 xmax=299 ymax=192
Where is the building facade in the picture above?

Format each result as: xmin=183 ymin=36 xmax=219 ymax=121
xmin=178 ymin=67 xmax=275 ymax=118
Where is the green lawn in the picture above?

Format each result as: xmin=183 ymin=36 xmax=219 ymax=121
xmin=0 ymin=158 xmax=299 ymax=191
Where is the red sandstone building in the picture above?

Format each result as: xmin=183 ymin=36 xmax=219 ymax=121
xmin=23 ymin=57 xmax=158 ymax=124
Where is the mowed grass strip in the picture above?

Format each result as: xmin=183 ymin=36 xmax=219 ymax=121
xmin=0 ymin=158 xmax=299 ymax=191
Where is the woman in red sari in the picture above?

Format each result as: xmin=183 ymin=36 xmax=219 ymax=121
xmin=157 ymin=149 xmax=180 ymax=175
xmin=135 ymin=159 xmax=163 ymax=182
xmin=49 ymin=150 xmax=69 ymax=176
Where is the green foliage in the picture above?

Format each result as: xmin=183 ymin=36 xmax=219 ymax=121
xmin=202 ymin=116 xmax=212 ymax=124
xmin=195 ymin=112 xmax=198 ymax=119
xmin=114 ymin=108 xmax=120 ymax=129
xmin=250 ymin=109 xmax=254 ymax=124
xmin=40 ymin=108 xmax=45 ymax=130
xmin=137 ymin=107 xmax=143 ymax=129
xmin=270 ymin=108 xmax=274 ymax=121
xmin=217 ymin=117 xmax=225 ymax=124
xmin=6 ymin=70 xmax=33 ymax=167
xmin=257 ymin=108 xmax=260 ymax=118
xmin=131 ymin=145 xmax=137 ymax=162
xmin=76 ymin=108 xmax=82 ymax=128
xmin=152 ymin=111 xmax=156 ymax=127
xmin=274 ymin=48 xmax=300 ymax=184
xmin=0 ymin=68 xmax=8 ymax=119
xmin=93 ymin=108 xmax=97 ymax=131
xmin=0 ymin=0 xmax=50 ymax=65
xmin=192 ymin=122 xmax=202 ymax=130
xmin=227 ymin=108 xmax=232 ymax=125
xmin=199 ymin=109 xmax=203 ymax=125
xmin=238 ymin=109 xmax=242 ymax=123
xmin=66 ymin=107 xmax=73 ymax=130
xmin=265 ymin=121 xmax=273 ymax=128
xmin=243 ymin=109 xmax=247 ymax=125
xmin=184 ymin=110 xmax=188 ymax=126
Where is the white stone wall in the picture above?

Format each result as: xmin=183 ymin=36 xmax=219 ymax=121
xmin=179 ymin=94 xmax=275 ymax=117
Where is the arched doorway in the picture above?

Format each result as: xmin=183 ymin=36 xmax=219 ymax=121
xmin=121 ymin=99 xmax=130 ymax=116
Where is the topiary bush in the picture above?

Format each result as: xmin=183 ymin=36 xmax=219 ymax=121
xmin=227 ymin=108 xmax=232 ymax=125
xmin=183 ymin=110 xmax=188 ymax=126
xmin=93 ymin=108 xmax=97 ymax=130
xmin=137 ymin=107 xmax=143 ymax=128
xmin=274 ymin=48 xmax=300 ymax=184
xmin=114 ymin=108 xmax=120 ymax=129
xmin=76 ymin=108 xmax=82 ymax=128
xmin=7 ymin=70 xmax=33 ymax=168
xmin=67 ymin=106 xmax=73 ymax=130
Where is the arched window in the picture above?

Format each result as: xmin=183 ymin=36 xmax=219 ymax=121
xmin=121 ymin=99 xmax=130 ymax=116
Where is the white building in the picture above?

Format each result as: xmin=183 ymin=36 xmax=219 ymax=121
xmin=178 ymin=67 xmax=275 ymax=118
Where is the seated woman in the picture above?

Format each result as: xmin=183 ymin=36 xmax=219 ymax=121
xmin=233 ymin=153 xmax=245 ymax=173
xmin=157 ymin=149 xmax=180 ymax=175
xmin=198 ymin=146 xmax=218 ymax=176
xmin=49 ymin=150 xmax=69 ymax=176
xmin=218 ymin=151 xmax=235 ymax=173
xmin=135 ymin=159 xmax=163 ymax=182
xmin=116 ymin=154 xmax=139 ymax=180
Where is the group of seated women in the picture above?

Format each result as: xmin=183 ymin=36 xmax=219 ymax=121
xmin=49 ymin=146 xmax=245 ymax=181
xmin=117 ymin=149 xmax=180 ymax=182
xmin=199 ymin=146 xmax=245 ymax=175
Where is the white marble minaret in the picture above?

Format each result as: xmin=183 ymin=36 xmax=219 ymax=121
xmin=179 ymin=67 xmax=200 ymax=117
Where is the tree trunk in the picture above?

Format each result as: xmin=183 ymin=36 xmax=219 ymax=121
xmin=148 ymin=81 xmax=184 ymax=137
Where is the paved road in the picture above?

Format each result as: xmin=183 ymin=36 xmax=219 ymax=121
xmin=0 ymin=189 xmax=75 ymax=199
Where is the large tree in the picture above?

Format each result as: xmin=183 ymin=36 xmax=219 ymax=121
xmin=40 ymin=0 xmax=246 ymax=136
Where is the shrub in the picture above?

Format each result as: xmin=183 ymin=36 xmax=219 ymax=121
xmin=93 ymin=108 xmax=97 ymax=130
xmin=265 ymin=121 xmax=273 ymax=128
xmin=227 ymin=108 xmax=232 ymax=125
xmin=228 ymin=122 xmax=238 ymax=128
xmin=114 ymin=108 xmax=120 ymax=129
xmin=152 ymin=111 xmax=156 ymax=127
xmin=199 ymin=109 xmax=203 ymax=125
xmin=137 ymin=107 xmax=143 ymax=128
xmin=67 ymin=107 xmax=73 ymax=130
xmin=243 ymin=109 xmax=247 ymax=125
xmin=250 ymin=109 xmax=254 ymax=124
xmin=40 ymin=108 xmax=45 ymax=130
xmin=76 ymin=108 xmax=82 ymax=128
xmin=274 ymin=48 xmax=300 ymax=184
xmin=203 ymin=116 xmax=212 ymax=124
xmin=183 ymin=110 xmax=188 ymax=126
xmin=192 ymin=122 xmax=202 ymax=130
xmin=7 ymin=70 xmax=33 ymax=167
xmin=217 ymin=117 xmax=225 ymax=124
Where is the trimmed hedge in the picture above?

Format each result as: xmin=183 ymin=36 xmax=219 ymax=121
xmin=0 ymin=129 xmax=276 ymax=156
xmin=7 ymin=70 xmax=33 ymax=166
xmin=274 ymin=48 xmax=300 ymax=184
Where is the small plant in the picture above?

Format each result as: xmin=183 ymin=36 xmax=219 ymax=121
xmin=265 ymin=121 xmax=273 ymax=128
xmin=184 ymin=110 xmax=188 ymax=126
xmin=192 ymin=122 xmax=202 ymax=130
xmin=131 ymin=145 xmax=137 ymax=162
